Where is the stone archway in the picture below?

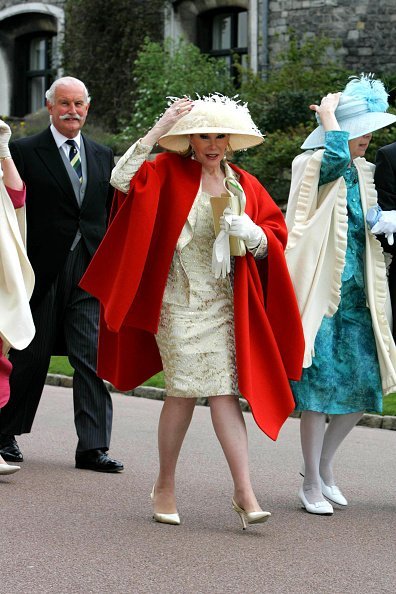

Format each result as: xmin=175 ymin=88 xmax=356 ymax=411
xmin=0 ymin=2 xmax=64 ymax=116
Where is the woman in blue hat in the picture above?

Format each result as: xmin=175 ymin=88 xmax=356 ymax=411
xmin=285 ymin=74 xmax=396 ymax=515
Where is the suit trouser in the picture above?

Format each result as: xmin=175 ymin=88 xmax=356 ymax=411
xmin=0 ymin=241 xmax=113 ymax=453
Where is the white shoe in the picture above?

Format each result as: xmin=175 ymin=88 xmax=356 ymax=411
xmin=300 ymin=468 xmax=348 ymax=507
xmin=152 ymin=511 xmax=181 ymax=525
xmin=321 ymin=480 xmax=348 ymax=506
xmin=150 ymin=485 xmax=180 ymax=525
xmin=0 ymin=462 xmax=20 ymax=475
xmin=232 ymin=499 xmax=271 ymax=530
xmin=298 ymin=487 xmax=333 ymax=515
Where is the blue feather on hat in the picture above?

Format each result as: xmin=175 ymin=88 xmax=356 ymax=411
xmin=343 ymin=73 xmax=389 ymax=113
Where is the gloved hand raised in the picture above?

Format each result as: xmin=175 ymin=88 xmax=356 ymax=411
xmin=0 ymin=119 xmax=11 ymax=159
xmin=220 ymin=207 xmax=264 ymax=250
xmin=371 ymin=210 xmax=396 ymax=246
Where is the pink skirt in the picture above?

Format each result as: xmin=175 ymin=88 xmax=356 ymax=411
xmin=0 ymin=339 xmax=12 ymax=408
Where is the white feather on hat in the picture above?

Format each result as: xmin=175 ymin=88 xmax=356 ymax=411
xmin=158 ymin=94 xmax=264 ymax=152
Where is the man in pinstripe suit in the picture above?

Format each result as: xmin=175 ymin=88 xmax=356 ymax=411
xmin=0 ymin=77 xmax=123 ymax=472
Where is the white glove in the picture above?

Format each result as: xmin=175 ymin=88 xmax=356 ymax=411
xmin=0 ymin=120 xmax=11 ymax=159
xmin=371 ymin=210 xmax=396 ymax=246
xmin=212 ymin=230 xmax=231 ymax=279
xmin=220 ymin=207 xmax=264 ymax=250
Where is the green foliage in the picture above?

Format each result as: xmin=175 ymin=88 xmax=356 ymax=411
xmin=232 ymin=33 xmax=353 ymax=201
xmin=239 ymin=32 xmax=352 ymax=135
xmin=63 ymin=0 xmax=166 ymax=130
xmin=61 ymin=21 xmax=396 ymax=203
xmin=234 ymin=33 xmax=396 ymax=202
xmin=365 ymin=115 xmax=396 ymax=163
xmin=234 ymin=124 xmax=314 ymax=206
xmin=264 ymin=32 xmax=349 ymax=94
xmin=117 ymin=38 xmax=235 ymax=142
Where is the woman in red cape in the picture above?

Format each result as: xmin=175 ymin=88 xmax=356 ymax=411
xmin=80 ymin=95 xmax=304 ymax=528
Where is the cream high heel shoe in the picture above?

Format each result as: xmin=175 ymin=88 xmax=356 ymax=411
xmin=150 ymin=485 xmax=180 ymax=525
xmin=0 ymin=462 xmax=20 ymax=475
xmin=232 ymin=499 xmax=271 ymax=530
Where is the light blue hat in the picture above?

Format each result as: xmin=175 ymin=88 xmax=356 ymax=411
xmin=301 ymin=74 xmax=396 ymax=150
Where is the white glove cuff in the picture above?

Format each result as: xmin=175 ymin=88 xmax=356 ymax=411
xmin=248 ymin=230 xmax=268 ymax=258
xmin=245 ymin=225 xmax=264 ymax=250
xmin=0 ymin=146 xmax=11 ymax=159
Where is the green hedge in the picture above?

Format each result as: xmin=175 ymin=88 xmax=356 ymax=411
xmin=63 ymin=0 xmax=166 ymax=130
xmin=9 ymin=30 xmax=396 ymax=205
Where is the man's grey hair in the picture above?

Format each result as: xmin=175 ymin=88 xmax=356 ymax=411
xmin=45 ymin=76 xmax=91 ymax=105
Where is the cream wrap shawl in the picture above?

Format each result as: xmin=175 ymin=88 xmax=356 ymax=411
xmin=0 ymin=177 xmax=35 ymax=355
xmin=285 ymin=149 xmax=396 ymax=395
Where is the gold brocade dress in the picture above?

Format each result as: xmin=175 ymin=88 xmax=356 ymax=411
xmin=156 ymin=189 xmax=239 ymax=398
xmin=109 ymin=141 xmax=241 ymax=398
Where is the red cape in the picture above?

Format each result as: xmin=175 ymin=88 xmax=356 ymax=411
xmin=80 ymin=153 xmax=304 ymax=440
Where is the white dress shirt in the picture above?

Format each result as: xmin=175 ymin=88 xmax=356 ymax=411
xmin=50 ymin=124 xmax=81 ymax=156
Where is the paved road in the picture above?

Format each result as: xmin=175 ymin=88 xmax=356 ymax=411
xmin=1 ymin=385 xmax=396 ymax=594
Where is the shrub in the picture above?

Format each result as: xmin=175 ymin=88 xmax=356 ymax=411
xmin=366 ymin=119 xmax=396 ymax=163
xmin=234 ymin=33 xmax=356 ymax=203
xmin=63 ymin=0 xmax=166 ymax=131
xmin=117 ymin=38 xmax=235 ymax=142
xmin=234 ymin=123 xmax=314 ymax=207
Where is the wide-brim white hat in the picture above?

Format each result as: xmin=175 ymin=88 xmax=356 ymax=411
xmin=301 ymin=74 xmax=396 ymax=150
xmin=158 ymin=95 xmax=264 ymax=152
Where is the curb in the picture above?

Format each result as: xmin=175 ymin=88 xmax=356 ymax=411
xmin=45 ymin=374 xmax=396 ymax=431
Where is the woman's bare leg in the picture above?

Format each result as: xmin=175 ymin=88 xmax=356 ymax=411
xmin=209 ymin=395 xmax=262 ymax=512
xmin=153 ymin=396 xmax=197 ymax=514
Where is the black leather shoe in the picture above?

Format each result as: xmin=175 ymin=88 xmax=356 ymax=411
xmin=0 ymin=434 xmax=24 ymax=462
xmin=75 ymin=450 xmax=124 ymax=473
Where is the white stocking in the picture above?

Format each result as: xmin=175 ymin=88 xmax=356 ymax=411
xmin=319 ymin=411 xmax=363 ymax=485
xmin=300 ymin=411 xmax=327 ymax=503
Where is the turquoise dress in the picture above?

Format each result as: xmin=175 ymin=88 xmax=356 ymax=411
xmin=291 ymin=131 xmax=382 ymax=414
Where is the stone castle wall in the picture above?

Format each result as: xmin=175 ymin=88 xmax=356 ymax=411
xmin=266 ymin=0 xmax=396 ymax=75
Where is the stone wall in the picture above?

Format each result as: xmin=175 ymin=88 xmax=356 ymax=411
xmin=0 ymin=0 xmax=65 ymax=11
xmin=267 ymin=0 xmax=396 ymax=75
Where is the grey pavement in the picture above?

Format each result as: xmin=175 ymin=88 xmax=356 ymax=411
xmin=1 ymin=384 xmax=396 ymax=594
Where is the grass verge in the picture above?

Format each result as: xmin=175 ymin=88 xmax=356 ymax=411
xmin=49 ymin=357 xmax=396 ymax=415
xmin=48 ymin=357 xmax=165 ymax=388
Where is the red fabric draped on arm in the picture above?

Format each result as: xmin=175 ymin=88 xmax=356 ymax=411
xmin=80 ymin=163 xmax=161 ymax=332
xmin=233 ymin=168 xmax=304 ymax=439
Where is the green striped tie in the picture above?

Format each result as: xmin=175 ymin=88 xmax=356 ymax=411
xmin=66 ymin=139 xmax=83 ymax=183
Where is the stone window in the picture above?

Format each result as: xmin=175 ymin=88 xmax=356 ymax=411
xmin=26 ymin=36 xmax=54 ymax=113
xmin=197 ymin=7 xmax=248 ymax=81
xmin=0 ymin=4 xmax=61 ymax=117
